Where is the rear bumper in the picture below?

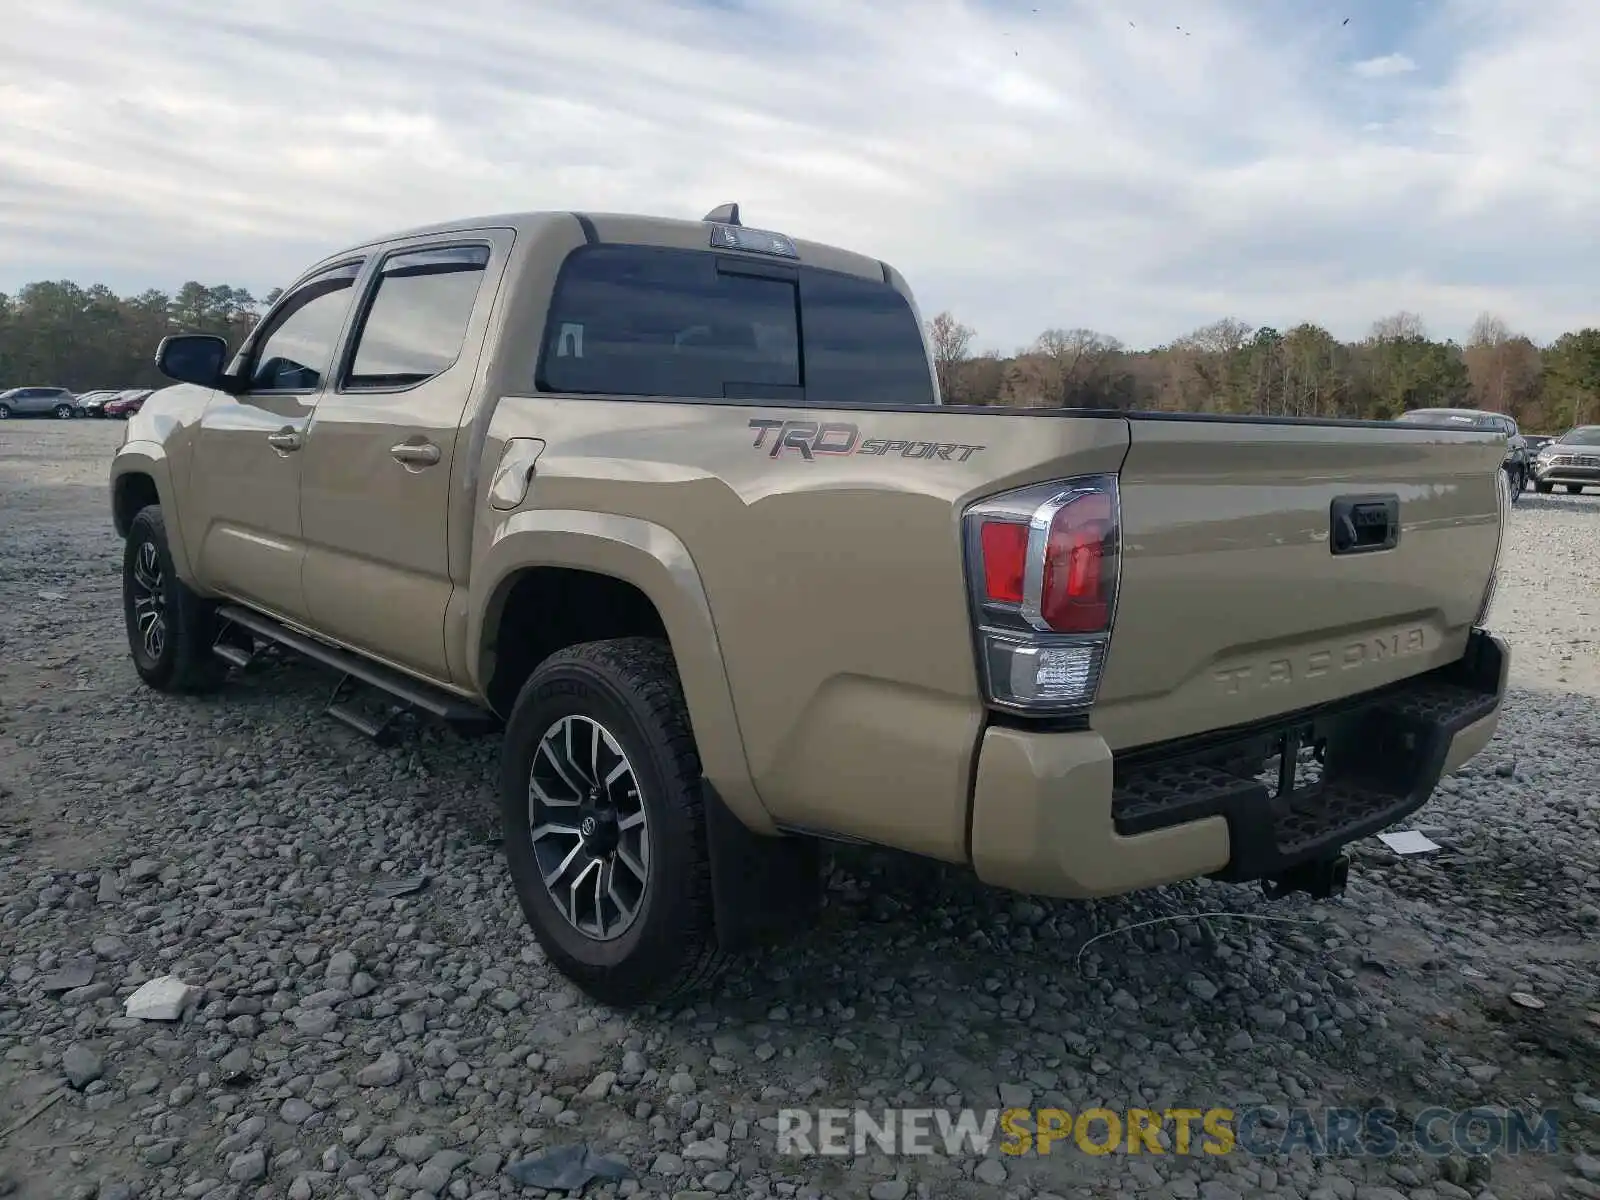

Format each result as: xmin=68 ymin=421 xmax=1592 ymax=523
xmin=969 ymin=630 xmax=1509 ymax=898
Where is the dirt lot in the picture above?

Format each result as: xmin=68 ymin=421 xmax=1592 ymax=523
xmin=2 ymin=419 xmax=1598 ymax=1200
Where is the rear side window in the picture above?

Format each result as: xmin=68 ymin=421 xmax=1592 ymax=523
xmin=538 ymin=244 xmax=933 ymax=405
xmin=344 ymin=245 xmax=490 ymax=390
xmin=798 ymin=268 xmax=934 ymax=406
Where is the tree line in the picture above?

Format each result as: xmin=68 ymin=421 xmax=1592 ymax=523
xmin=0 ymin=280 xmax=284 ymax=393
xmin=1 ymin=277 xmax=1596 ymax=430
xmin=928 ymin=311 xmax=1600 ymax=431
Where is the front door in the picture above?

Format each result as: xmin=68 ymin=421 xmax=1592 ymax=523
xmin=188 ymin=260 xmax=365 ymax=621
xmin=298 ymin=236 xmax=508 ymax=684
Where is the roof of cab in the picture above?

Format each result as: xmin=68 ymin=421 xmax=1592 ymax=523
xmin=331 ymin=209 xmax=891 ymax=282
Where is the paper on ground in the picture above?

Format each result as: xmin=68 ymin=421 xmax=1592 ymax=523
xmin=1377 ymin=830 xmax=1440 ymax=855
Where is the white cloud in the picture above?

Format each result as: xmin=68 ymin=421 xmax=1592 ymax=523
xmin=1 ymin=0 xmax=1597 ymax=351
xmin=1352 ymin=53 xmax=1420 ymax=78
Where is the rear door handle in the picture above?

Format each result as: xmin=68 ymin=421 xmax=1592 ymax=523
xmin=390 ymin=441 xmax=441 ymax=467
xmin=266 ymin=430 xmax=302 ymax=453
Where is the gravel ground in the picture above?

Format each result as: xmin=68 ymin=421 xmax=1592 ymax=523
xmin=2 ymin=420 xmax=1598 ymax=1200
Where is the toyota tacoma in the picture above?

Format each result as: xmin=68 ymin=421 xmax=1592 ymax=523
xmin=109 ymin=204 xmax=1511 ymax=1004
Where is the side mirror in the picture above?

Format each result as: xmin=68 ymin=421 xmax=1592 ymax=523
xmin=155 ymin=334 xmax=230 ymax=388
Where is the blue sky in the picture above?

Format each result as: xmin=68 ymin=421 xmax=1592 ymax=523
xmin=1 ymin=0 xmax=1594 ymax=351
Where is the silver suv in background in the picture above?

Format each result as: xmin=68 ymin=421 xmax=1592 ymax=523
xmin=0 ymin=386 xmax=78 ymax=419
xmin=1531 ymin=425 xmax=1600 ymax=494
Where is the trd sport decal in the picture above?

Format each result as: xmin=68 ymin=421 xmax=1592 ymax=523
xmin=747 ymin=418 xmax=986 ymax=462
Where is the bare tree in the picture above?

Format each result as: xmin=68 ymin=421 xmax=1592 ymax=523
xmin=1463 ymin=312 xmax=1540 ymax=416
xmin=1466 ymin=311 xmax=1510 ymax=349
xmin=1172 ymin=318 xmax=1254 ymax=356
xmin=1370 ymin=311 xmax=1428 ymax=343
xmin=1032 ymin=327 xmax=1123 ymax=405
xmin=925 ymin=311 xmax=975 ymax=403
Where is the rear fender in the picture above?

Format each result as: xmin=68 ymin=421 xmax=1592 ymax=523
xmin=466 ymin=509 xmax=773 ymax=835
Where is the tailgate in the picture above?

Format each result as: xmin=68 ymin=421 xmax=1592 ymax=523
xmin=1092 ymin=417 xmax=1505 ymax=752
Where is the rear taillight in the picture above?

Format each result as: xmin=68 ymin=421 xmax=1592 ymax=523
xmin=964 ymin=476 xmax=1121 ymax=713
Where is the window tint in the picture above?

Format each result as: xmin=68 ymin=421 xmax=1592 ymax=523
xmin=345 ymin=245 xmax=490 ymax=389
xmin=798 ymin=269 xmax=935 ymax=406
xmin=249 ymin=265 xmax=361 ymax=391
xmin=540 ymin=245 xmax=798 ymax=398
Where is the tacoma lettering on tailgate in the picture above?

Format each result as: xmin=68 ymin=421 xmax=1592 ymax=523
xmin=1211 ymin=627 xmax=1429 ymax=696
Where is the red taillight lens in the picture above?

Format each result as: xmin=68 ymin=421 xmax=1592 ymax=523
xmin=1040 ymin=493 xmax=1115 ymax=633
xmin=979 ymin=520 xmax=1028 ymax=604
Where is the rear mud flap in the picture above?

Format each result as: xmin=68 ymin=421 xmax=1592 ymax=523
xmin=702 ymin=783 xmax=822 ymax=952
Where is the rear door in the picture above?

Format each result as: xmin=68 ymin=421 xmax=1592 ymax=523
xmin=20 ymin=388 xmax=56 ymax=415
xmin=1093 ymin=416 xmax=1504 ymax=751
xmin=189 ymin=260 xmax=365 ymax=620
xmin=298 ymin=232 xmax=512 ymax=684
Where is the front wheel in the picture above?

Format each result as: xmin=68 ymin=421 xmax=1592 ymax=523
xmin=122 ymin=506 xmax=226 ymax=693
xmin=499 ymin=638 xmax=726 ymax=1006
xmin=1568 ymin=484 xmax=1585 ymax=495
xmin=0 ymin=404 xmax=10 ymax=419
xmin=1536 ymin=481 xmax=1554 ymax=494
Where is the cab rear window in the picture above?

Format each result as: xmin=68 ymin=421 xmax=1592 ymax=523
xmin=537 ymin=243 xmax=934 ymax=406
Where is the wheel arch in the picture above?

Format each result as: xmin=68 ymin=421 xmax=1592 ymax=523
xmin=111 ymin=443 xmax=202 ymax=586
xmin=468 ymin=510 xmax=772 ymax=834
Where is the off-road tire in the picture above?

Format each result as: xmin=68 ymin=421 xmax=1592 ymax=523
xmin=122 ymin=505 xmax=227 ymax=693
xmin=499 ymin=637 xmax=727 ymax=1006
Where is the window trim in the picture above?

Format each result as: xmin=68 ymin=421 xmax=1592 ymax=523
xmin=333 ymin=240 xmax=494 ymax=397
xmin=532 ymin=243 xmax=934 ymax=407
xmin=237 ymin=258 xmax=366 ymax=396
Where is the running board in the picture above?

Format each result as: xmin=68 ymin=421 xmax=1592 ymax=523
xmin=214 ymin=604 xmax=497 ymax=735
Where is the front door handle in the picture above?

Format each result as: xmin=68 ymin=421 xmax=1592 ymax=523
xmin=266 ymin=429 xmax=302 ymax=454
xmin=390 ymin=441 xmax=441 ymax=468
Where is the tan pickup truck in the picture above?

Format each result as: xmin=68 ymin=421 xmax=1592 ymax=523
xmin=110 ymin=204 xmax=1511 ymax=1004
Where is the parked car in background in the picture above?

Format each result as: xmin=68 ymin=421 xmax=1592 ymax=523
xmin=0 ymin=386 xmax=78 ymax=419
xmin=103 ymin=389 xmax=154 ymax=419
xmin=1530 ymin=425 xmax=1600 ymax=494
xmin=76 ymin=390 xmax=123 ymax=417
xmin=1394 ymin=408 xmax=1529 ymax=500
xmin=1523 ymin=433 xmax=1555 ymax=456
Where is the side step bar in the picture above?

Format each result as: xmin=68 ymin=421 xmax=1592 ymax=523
xmin=214 ymin=604 xmax=498 ymax=739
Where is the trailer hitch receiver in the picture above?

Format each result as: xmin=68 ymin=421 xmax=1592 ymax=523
xmin=1262 ymin=853 xmax=1349 ymax=901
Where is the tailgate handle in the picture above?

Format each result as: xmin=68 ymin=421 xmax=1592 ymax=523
xmin=1329 ymin=495 xmax=1399 ymax=555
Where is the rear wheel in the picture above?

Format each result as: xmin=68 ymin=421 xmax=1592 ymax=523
xmin=54 ymin=403 xmax=74 ymax=419
xmin=0 ymin=404 xmax=10 ymax=419
xmin=499 ymin=637 xmax=726 ymax=1006
xmin=122 ymin=506 xmax=226 ymax=693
